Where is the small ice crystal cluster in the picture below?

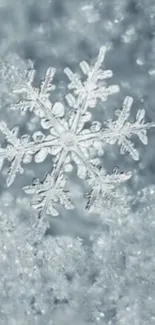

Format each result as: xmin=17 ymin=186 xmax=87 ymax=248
xmin=0 ymin=46 xmax=154 ymax=217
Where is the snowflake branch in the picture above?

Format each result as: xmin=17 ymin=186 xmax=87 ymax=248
xmin=24 ymin=150 xmax=72 ymax=219
xmin=73 ymin=144 xmax=130 ymax=210
xmin=67 ymin=47 xmax=119 ymax=133
xmin=52 ymin=149 xmax=68 ymax=183
xmin=0 ymin=122 xmax=69 ymax=185
xmin=14 ymin=84 xmax=64 ymax=134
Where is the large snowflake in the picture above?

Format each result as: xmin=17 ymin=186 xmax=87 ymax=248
xmin=0 ymin=46 xmax=154 ymax=217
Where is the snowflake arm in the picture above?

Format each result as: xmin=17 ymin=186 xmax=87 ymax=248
xmin=0 ymin=122 xmax=65 ymax=186
xmin=40 ymin=67 xmax=56 ymax=96
xmin=65 ymin=46 xmax=119 ymax=108
xmin=85 ymin=167 xmax=131 ymax=211
xmin=64 ymin=46 xmax=120 ymax=133
xmin=101 ymin=96 xmax=155 ymax=160
xmin=13 ymin=66 xmax=56 ymax=101
xmin=11 ymin=67 xmax=64 ymax=131
xmin=72 ymin=144 xmax=131 ymax=210
xmin=25 ymin=148 xmax=69 ymax=218
xmin=0 ymin=121 xmax=27 ymax=186
xmin=23 ymin=171 xmax=74 ymax=217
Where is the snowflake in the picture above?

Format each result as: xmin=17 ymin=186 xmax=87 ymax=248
xmin=0 ymin=46 xmax=154 ymax=217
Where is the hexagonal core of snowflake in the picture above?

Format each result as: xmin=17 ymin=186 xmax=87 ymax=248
xmin=60 ymin=131 xmax=77 ymax=148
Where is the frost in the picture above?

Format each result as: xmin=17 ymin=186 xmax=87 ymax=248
xmin=0 ymin=46 xmax=155 ymax=216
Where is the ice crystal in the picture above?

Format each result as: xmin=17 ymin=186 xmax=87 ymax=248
xmin=0 ymin=46 xmax=154 ymax=216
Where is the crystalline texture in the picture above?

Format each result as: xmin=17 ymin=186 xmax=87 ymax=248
xmin=0 ymin=46 xmax=154 ymax=216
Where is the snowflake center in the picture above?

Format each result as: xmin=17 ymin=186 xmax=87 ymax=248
xmin=60 ymin=131 xmax=76 ymax=148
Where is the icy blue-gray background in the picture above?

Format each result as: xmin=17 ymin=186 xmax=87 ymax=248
xmin=0 ymin=0 xmax=155 ymax=324
xmin=1 ymin=0 xmax=155 ymax=191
